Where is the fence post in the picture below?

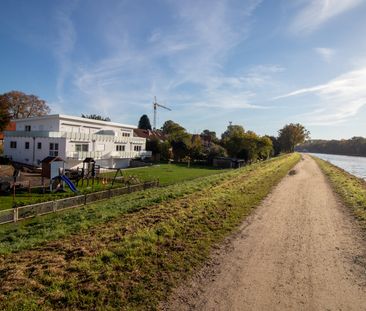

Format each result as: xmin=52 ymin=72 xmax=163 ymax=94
xmin=108 ymin=188 xmax=111 ymax=199
xmin=84 ymin=194 xmax=87 ymax=205
xmin=53 ymin=200 xmax=56 ymax=212
xmin=13 ymin=208 xmax=18 ymax=222
xmin=128 ymin=184 xmax=131 ymax=193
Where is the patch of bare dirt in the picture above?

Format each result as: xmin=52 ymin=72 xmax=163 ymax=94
xmin=164 ymin=155 xmax=366 ymax=311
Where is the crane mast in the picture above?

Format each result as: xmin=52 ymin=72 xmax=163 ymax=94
xmin=153 ymin=96 xmax=171 ymax=130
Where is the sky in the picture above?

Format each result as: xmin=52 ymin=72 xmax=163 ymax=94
xmin=1 ymin=0 xmax=366 ymax=139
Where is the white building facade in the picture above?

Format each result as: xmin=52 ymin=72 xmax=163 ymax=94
xmin=4 ymin=114 xmax=151 ymax=169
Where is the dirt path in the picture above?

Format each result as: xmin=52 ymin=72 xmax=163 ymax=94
xmin=165 ymin=155 xmax=366 ymax=311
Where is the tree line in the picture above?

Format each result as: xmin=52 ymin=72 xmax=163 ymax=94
xmin=138 ymin=114 xmax=309 ymax=164
xmin=296 ymin=137 xmax=366 ymax=157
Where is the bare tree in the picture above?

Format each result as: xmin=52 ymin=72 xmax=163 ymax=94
xmin=0 ymin=91 xmax=50 ymax=119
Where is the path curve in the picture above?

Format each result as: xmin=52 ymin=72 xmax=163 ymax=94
xmin=165 ymin=155 xmax=366 ymax=311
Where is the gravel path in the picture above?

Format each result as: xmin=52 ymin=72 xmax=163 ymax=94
xmin=165 ymin=155 xmax=366 ymax=311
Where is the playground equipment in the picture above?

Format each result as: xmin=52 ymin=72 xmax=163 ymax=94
xmin=51 ymin=174 xmax=78 ymax=193
xmin=60 ymin=175 xmax=78 ymax=192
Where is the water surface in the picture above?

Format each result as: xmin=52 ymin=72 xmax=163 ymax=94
xmin=309 ymin=153 xmax=366 ymax=180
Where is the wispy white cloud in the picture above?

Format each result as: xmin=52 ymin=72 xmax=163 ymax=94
xmin=291 ymin=0 xmax=363 ymax=34
xmin=314 ymin=47 xmax=335 ymax=62
xmin=53 ymin=2 xmax=78 ymax=107
xmin=67 ymin=0 xmax=264 ymax=121
xmin=275 ymin=67 xmax=366 ymax=125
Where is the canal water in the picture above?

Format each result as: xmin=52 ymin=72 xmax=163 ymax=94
xmin=309 ymin=153 xmax=366 ymax=180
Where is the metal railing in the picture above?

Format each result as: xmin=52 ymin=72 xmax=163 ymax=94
xmin=4 ymin=131 xmax=146 ymax=144
xmin=66 ymin=151 xmax=104 ymax=160
xmin=109 ymin=150 xmax=152 ymax=159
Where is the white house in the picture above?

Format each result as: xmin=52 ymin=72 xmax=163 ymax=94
xmin=4 ymin=114 xmax=151 ymax=169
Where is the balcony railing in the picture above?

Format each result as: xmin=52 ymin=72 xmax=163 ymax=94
xmin=109 ymin=150 xmax=152 ymax=159
xmin=66 ymin=151 xmax=103 ymax=160
xmin=66 ymin=150 xmax=152 ymax=161
xmin=4 ymin=131 xmax=146 ymax=144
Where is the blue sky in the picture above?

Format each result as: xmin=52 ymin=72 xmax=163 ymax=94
xmin=1 ymin=0 xmax=366 ymax=139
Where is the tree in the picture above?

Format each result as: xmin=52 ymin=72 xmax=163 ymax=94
xmin=0 ymin=100 xmax=10 ymax=131
xmin=268 ymin=136 xmax=281 ymax=156
xmin=221 ymin=125 xmax=246 ymax=157
xmin=0 ymin=91 xmax=50 ymax=119
xmin=161 ymin=120 xmax=191 ymax=160
xmin=189 ymin=135 xmax=204 ymax=160
xmin=278 ymin=123 xmax=310 ymax=153
xmin=161 ymin=120 xmax=187 ymax=139
xmin=201 ymin=129 xmax=219 ymax=144
xmin=206 ymin=144 xmax=227 ymax=164
xmin=81 ymin=114 xmax=111 ymax=121
xmin=138 ymin=114 xmax=152 ymax=130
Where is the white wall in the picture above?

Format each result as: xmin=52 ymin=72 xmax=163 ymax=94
xmin=4 ymin=136 xmax=66 ymax=165
xmin=16 ymin=117 xmax=60 ymax=132
xmin=5 ymin=115 xmax=145 ymax=168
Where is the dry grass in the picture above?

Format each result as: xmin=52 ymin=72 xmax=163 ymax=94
xmin=0 ymin=154 xmax=300 ymax=310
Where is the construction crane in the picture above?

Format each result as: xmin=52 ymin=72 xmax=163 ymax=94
xmin=153 ymin=96 xmax=171 ymax=130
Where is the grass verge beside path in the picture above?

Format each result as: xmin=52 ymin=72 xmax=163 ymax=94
xmin=0 ymin=154 xmax=300 ymax=310
xmin=313 ymin=156 xmax=366 ymax=227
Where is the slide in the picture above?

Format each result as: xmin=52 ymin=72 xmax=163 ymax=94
xmin=60 ymin=175 xmax=78 ymax=193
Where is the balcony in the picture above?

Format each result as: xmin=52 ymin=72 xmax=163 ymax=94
xmin=66 ymin=151 xmax=103 ymax=160
xmin=4 ymin=131 xmax=146 ymax=144
xmin=66 ymin=150 xmax=152 ymax=161
xmin=109 ymin=151 xmax=152 ymax=159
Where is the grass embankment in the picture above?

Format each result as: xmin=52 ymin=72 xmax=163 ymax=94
xmin=313 ymin=157 xmax=366 ymax=227
xmin=104 ymin=163 xmax=228 ymax=186
xmin=0 ymin=164 xmax=225 ymax=210
xmin=0 ymin=154 xmax=300 ymax=310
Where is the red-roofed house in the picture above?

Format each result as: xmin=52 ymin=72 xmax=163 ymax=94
xmin=0 ymin=122 xmax=16 ymax=148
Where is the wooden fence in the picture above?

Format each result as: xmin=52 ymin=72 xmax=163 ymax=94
xmin=0 ymin=181 xmax=158 ymax=225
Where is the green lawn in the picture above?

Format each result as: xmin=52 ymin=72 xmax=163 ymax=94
xmin=0 ymin=154 xmax=300 ymax=310
xmin=118 ymin=163 xmax=228 ymax=186
xmin=0 ymin=164 xmax=227 ymax=210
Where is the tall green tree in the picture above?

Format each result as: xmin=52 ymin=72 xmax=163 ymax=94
xmin=268 ymin=136 xmax=281 ymax=156
xmin=201 ymin=129 xmax=219 ymax=144
xmin=81 ymin=114 xmax=111 ymax=121
xmin=0 ymin=91 xmax=50 ymax=120
xmin=138 ymin=114 xmax=152 ymax=130
xmin=278 ymin=123 xmax=310 ymax=152
xmin=189 ymin=135 xmax=204 ymax=160
xmin=221 ymin=125 xmax=246 ymax=157
xmin=161 ymin=120 xmax=190 ymax=160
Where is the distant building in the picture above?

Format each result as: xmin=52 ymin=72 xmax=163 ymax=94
xmin=4 ymin=114 xmax=151 ymax=169
xmin=133 ymin=128 xmax=168 ymax=142
xmin=213 ymin=157 xmax=245 ymax=169
xmin=0 ymin=122 xmax=16 ymax=147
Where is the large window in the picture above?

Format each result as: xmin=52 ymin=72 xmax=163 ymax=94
xmin=75 ymin=144 xmax=89 ymax=152
xmin=116 ymin=145 xmax=125 ymax=151
xmin=10 ymin=141 xmax=17 ymax=149
xmin=25 ymin=125 xmax=31 ymax=132
xmin=25 ymin=142 xmax=30 ymax=149
xmin=121 ymin=132 xmax=130 ymax=137
xmin=49 ymin=142 xmax=59 ymax=156
xmin=134 ymin=145 xmax=142 ymax=151
xmin=37 ymin=142 xmax=42 ymax=149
